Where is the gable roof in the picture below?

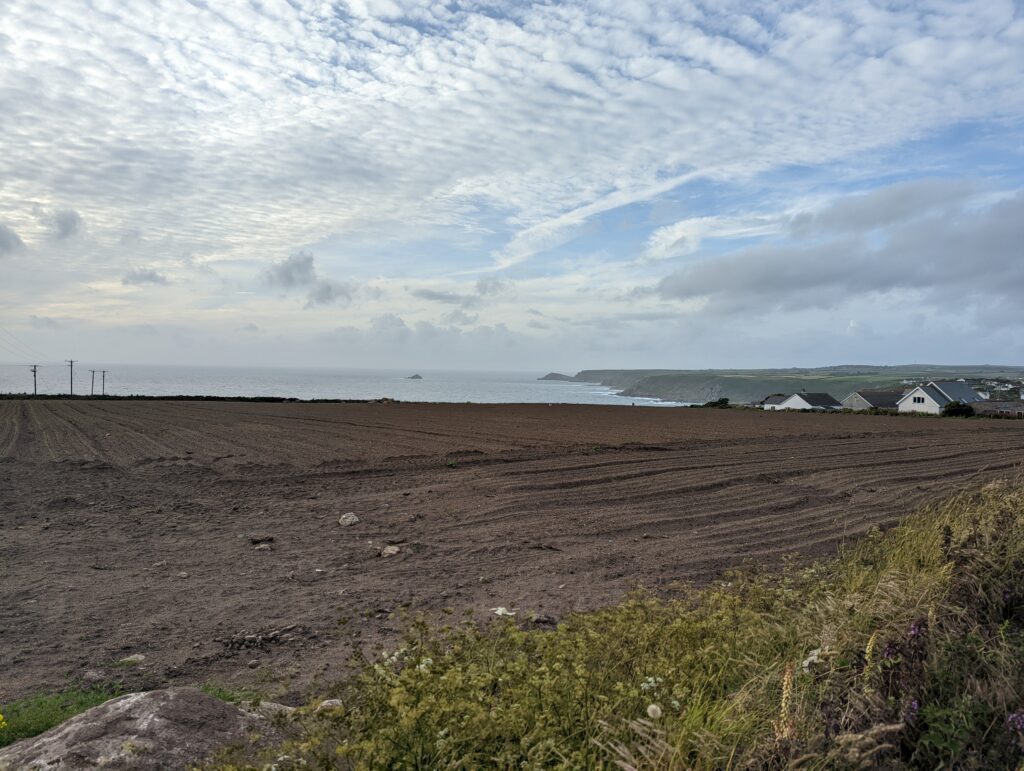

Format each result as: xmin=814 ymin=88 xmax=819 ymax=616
xmin=931 ymin=380 xmax=984 ymax=403
xmin=846 ymin=389 xmax=906 ymax=409
xmin=762 ymin=394 xmax=787 ymax=405
xmin=898 ymin=384 xmax=950 ymax=407
xmin=787 ymin=392 xmax=842 ymax=408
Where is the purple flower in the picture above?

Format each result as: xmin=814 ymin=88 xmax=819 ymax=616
xmin=904 ymin=699 xmax=920 ymax=724
xmin=1007 ymin=711 xmax=1024 ymax=733
xmin=908 ymin=621 xmax=924 ymax=639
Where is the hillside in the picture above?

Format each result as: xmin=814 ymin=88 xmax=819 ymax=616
xmin=569 ymin=365 xmax=1024 ymax=403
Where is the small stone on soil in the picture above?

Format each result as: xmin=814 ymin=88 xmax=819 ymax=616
xmin=338 ymin=512 xmax=360 ymax=526
xmin=254 ymin=543 xmax=272 ymax=551
xmin=380 ymin=545 xmax=401 ymax=557
xmin=118 ymin=654 xmax=146 ymax=665
xmin=248 ymin=659 xmax=260 ymax=669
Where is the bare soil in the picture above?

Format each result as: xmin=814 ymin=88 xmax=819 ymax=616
xmin=3 ymin=400 xmax=1023 ymax=702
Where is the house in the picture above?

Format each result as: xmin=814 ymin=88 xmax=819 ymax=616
xmin=972 ymin=400 xmax=1024 ymax=419
xmin=841 ymin=389 xmax=906 ymax=411
xmin=761 ymin=394 xmax=787 ymax=411
xmin=897 ymin=381 xmax=985 ymax=415
xmin=776 ymin=392 xmax=842 ymax=411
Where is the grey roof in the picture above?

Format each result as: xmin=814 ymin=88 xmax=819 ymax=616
xmin=846 ymin=389 xmax=906 ymax=409
xmin=931 ymin=380 xmax=985 ymax=403
xmin=762 ymin=394 xmax=787 ymax=405
xmin=788 ymin=392 xmax=842 ymax=408
xmin=899 ymin=384 xmax=950 ymax=406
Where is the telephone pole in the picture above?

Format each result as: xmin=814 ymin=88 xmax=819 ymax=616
xmin=30 ymin=365 xmax=38 ymax=396
xmin=66 ymin=360 xmax=76 ymax=396
xmin=101 ymin=370 xmax=108 ymax=396
xmin=89 ymin=369 xmax=97 ymax=396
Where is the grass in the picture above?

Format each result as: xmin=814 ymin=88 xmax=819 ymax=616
xmin=206 ymin=478 xmax=1024 ymax=769
xmin=0 ymin=688 xmax=119 ymax=748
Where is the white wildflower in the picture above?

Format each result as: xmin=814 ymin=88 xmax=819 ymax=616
xmin=491 ymin=606 xmax=517 ymax=616
xmin=647 ymin=704 xmax=663 ymax=720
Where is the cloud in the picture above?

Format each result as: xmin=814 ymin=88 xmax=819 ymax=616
xmin=264 ymin=251 xmax=317 ymax=289
xmin=646 ymin=215 xmax=780 ymax=260
xmin=788 ymin=179 xmax=976 ymax=236
xmin=29 ymin=315 xmax=63 ymax=329
xmin=0 ymin=223 xmax=24 ymax=256
xmin=412 ymin=288 xmax=477 ymax=306
xmin=655 ymin=186 xmax=1024 ymax=315
xmin=263 ymin=250 xmax=353 ymax=307
xmin=51 ymin=208 xmax=83 ymax=240
xmin=122 ymin=268 xmax=170 ymax=286
xmin=442 ymin=308 xmax=478 ymax=326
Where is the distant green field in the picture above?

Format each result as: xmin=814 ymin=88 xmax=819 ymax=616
xmin=567 ymin=365 xmax=1024 ymax=404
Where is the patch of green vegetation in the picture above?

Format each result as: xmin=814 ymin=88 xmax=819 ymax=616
xmin=0 ymin=688 xmax=119 ymax=748
xmin=200 ymin=683 xmax=263 ymax=706
xmin=210 ymin=479 xmax=1024 ymax=769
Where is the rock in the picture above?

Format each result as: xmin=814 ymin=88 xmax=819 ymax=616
xmin=314 ymin=699 xmax=344 ymax=714
xmin=118 ymin=653 xmax=146 ymax=665
xmin=380 ymin=545 xmax=401 ymax=557
xmin=248 ymin=659 xmax=260 ymax=669
xmin=338 ymin=512 xmax=360 ymax=526
xmin=0 ymin=688 xmax=284 ymax=770
xmin=176 ymin=571 xmax=189 ymax=579
xmin=491 ymin=606 xmax=517 ymax=617
xmin=254 ymin=543 xmax=272 ymax=551
xmin=406 ymin=374 xmax=423 ymax=380
xmin=82 ymin=669 xmax=107 ymax=683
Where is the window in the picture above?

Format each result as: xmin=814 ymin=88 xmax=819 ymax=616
xmin=913 ymin=396 xmax=925 ymax=404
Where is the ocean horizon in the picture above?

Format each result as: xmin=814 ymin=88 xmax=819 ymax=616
xmin=0 ymin=363 xmax=683 ymax=406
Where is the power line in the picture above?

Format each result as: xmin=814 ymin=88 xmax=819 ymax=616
xmin=0 ymin=326 xmax=51 ymax=362
xmin=66 ymin=359 xmax=76 ymax=396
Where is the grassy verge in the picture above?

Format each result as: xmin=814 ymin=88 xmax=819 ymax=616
xmin=208 ymin=478 xmax=1024 ymax=769
xmin=0 ymin=688 xmax=119 ymax=748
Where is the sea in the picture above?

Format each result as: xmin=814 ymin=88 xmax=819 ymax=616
xmin=0 ymin=364 xmax=683 ymax=406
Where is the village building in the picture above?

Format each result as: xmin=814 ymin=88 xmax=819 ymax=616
xmin=897 ymin=380 xmax=985 ymax=415
xmin=776 ymin=392 xmax=842 ymax=411
xmin=972 ymin=400 xmax=1024 ymax=419
xmin=841 ymin=389 xmax=906 ymax=411
xmin=761 ymin=394 xmax=787 ymax=411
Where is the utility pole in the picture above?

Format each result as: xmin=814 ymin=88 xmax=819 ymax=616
xmin=30 ymin=365 xmax=37 ymax=396
xmin=101 ymin=370 xmax=108 ymax=396
xmin=89 ymin=369 xmax=97 ymax=396
xmin=66 ymin=360 xmax=76 ymax=396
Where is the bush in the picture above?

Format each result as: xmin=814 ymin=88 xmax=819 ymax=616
xmin=702 ymin=398 xmax=730 ymax=408
xmin=942 ymin=402 xmax=975 ymax=417
xmin=211 ymin=481 xmax=1024 ymax=770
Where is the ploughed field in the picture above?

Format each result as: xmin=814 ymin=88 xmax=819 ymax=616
xmin=3 ymin=400 xmax=1023 ymax=701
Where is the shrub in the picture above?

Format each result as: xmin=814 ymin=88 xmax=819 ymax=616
xmin=942 ymin=402 xmax=975 ymax=417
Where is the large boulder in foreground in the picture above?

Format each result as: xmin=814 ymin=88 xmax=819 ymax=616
xmin=0 ymin=687 xmax=286 ymax=770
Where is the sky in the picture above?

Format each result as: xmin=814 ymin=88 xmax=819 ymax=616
xmin=1 ymin=0 xmax=1023 ymax=372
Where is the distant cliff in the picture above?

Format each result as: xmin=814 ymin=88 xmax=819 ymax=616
xmin=555 ymin=365 xmax=1024 ymax=404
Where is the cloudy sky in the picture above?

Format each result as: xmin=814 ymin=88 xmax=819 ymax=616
xmin=1 ymin=0 xmax=1023 ymax=371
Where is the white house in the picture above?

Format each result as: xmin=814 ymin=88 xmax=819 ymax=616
xmin=776 ymin=392 xmax=842 ymax=411
xmin=897 ymin=381 xmax=985 ymax=415
xmin=762 ymin=394 xmax=787 ymax=411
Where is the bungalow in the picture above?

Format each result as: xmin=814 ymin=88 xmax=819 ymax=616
xmin=897 ymin=381 xmax=985 ymax=415
xmin=776 ymin=392 xmax=842 ymax=411
xmin=761 ymin=394 xmax=788 ymax=411
xmin=841 ymin=389 xmax=906 ymax=411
